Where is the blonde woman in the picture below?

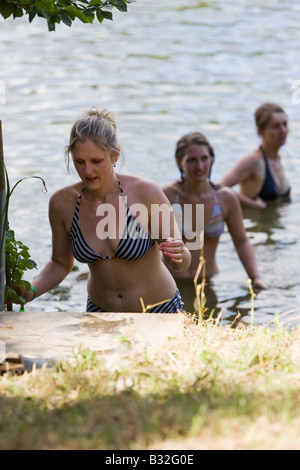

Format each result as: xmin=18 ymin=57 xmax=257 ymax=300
xmin=22 ymin=109 xmax=191 ymax=313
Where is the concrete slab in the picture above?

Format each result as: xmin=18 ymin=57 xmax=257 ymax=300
xmin=0 ymin=310 xmax=185 ymax=371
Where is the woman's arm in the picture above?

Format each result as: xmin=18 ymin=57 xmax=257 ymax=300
xmin=220 ymin=155 xmax=266 ymax=209
xmin=233 ymin=239 xmax=266 ymax=289
xmin=222 ymin=188 xmax=266 ymax=289
xmin=234 ymin=193 xmax=267 ymax=209
xmin=220 ymin=154 xmax=254 ymax=188
xmin=141 ymin=181 xmax=191 ymax=272
xmin=24 ymin=192 xmax=75 ymax=303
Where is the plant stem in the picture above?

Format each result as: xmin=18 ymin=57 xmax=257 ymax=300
xmin=0 ymin=121 xmax=6 ymax=311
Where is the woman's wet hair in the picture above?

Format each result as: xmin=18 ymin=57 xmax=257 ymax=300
xmin=175 ymin=132 xmax=215 ymax=181
xmin=255 ymin=102 xmax=286 ymax=132
xmin=65 ymin=108 xmax=120 ymax=171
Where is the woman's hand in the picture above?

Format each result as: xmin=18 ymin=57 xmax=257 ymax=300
xmin=159 ymin=237 xmax=186 ymax=266
xmin=251 ymin=275 xmax=267 ymax=290
xmin=22 ymin=286 xmax=36 ymax=303
xmin=237 ymin=193 xmax=267 ymax=209
xmin=5 ymin=284 xmax=36 ymax=308
xmin=251 ymin=197 xmax=267 ymax=209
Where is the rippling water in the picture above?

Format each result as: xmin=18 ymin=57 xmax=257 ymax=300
xmin=1 ymin=0 xmax=300 ymax=325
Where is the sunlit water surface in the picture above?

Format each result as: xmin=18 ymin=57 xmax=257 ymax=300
xmin=1 ymin=0 xmax=300 ymax=326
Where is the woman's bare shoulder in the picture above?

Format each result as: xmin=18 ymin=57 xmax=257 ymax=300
xmin=161 ymin=181 xmax=179 ymax=201
xmin=239 ymin=148 xmax=262 ymax=166
xmin=119 ymin=174 xmax=175 ymax=204
xmin=213 ymin=186 xmax=244 ymax=223
xmin=215 ymin=185 xmax=240 ymax=207
xmin=49 ymin=182 xmax=83 ymax=212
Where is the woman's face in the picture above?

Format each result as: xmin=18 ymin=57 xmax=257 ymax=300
xmin=177 ymin=144 xmax=213 ymax=183
xmin=72 ymin=139 xmax=116 ymax=189
xmin=259 ymin=112 xmax=288 ymax=148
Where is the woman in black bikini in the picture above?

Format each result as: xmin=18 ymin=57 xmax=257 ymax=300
xmin=220 ymin=103 xmax=291 ymax=208
xmin=20 ymin=109 xmax=191 ymax=312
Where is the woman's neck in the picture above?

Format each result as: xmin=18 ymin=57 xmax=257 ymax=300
xmin=83 ymin=173 xmax=119 ymax=202
xmin=260 ymin=142 xmax=281 ymax=161
xmin=179 ymin=178 xmax=211 ymax=196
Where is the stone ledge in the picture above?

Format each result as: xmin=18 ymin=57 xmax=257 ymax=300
xmin=0 ymin=310 xmax=185 ymax=371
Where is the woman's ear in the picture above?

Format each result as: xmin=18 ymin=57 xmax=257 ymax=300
xmin=209 ymin=156 xmax=215 ymax=179
xmin=113 ymin=146 xmax=121 ymax=165
xmin=176 ymin=157 xmax=182 ymax=171
xmin=257 ymin=126 xmax=263 ymax=137
xmin=176 ymin=158 xmax=185 ymax=180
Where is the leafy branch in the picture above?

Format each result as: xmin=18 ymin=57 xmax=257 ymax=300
xmin=0 ymin=169 xmax=47 ymax=310
xmin=5 ymin=229 xmax=37 ymax=308
xmin=0 ymin=0 xmax=134 ymax=31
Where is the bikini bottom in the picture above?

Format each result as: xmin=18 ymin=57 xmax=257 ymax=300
xmin=86 ymin=288 xmax=184 ymax=313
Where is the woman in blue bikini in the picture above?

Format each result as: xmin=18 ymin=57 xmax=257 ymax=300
xmin=220 ymin=103 xmax=291 ymax=208
xmin=22 ymin=109 xmax=191 ymax=313
xmin=163 ymin=132 xmax=265 ymax=312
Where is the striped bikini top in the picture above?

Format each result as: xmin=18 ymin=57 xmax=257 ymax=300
xmin=70 ymin=181 xmax=155 ymax=263
xmin=173 ymin=188 xmax=225 ymax=240
xmin=204 ymin=191 xmax=225 ymax=238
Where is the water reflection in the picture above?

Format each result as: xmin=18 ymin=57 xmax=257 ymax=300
xmin=177 ymin=272 xmax=260 ymax=327
xmin=244 ymin=199 xmax=293 ymax=245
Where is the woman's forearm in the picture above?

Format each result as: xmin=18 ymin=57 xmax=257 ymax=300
xmin=236 ymin=193 xmax=267 ymax=209
xmin=235 ymin=240 xmax=259 ymax=280
xmin=27 ymin=259 xmax=73 ymax=302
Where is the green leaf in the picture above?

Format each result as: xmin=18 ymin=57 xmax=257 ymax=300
xmin=96 ymin=9 xmax=104 ymax=22
xmin=13 ymin=7 xmax=24 ymax=18
xmin=83 ymin=7 xmax=96 ymax=16
xmin=0 ymin=2 xmax=15 ymax=19
xmin=37 ymin=0 xmax=56 ymax=13
xmin=0 ymin=0 xmax=132 ymax=29
xmin=5 ymin=230 xmax=15 ymax=241
xmin=60 ymin=12 xmax=72 ymax=26
xmin=64 ymin=5 xmax=76 ymax=20
xmin=74 ymin=8 xmax=89 ymax=22
xmin=28 ymin=10 xmax=37 ymax=22
xmin=89 ymin=0 xmax=101 ymax=6
xmin=18 ymin=258 xmax=37 ymax=270
xmin=100 ymin=9 xmax=112 ymax=20
xmin=36 ymin=5 xmax=50 ymax=19
xmin=47 ymin=16 xmax=58 ymax=31
xmin=112 ymin=0 xmax=128 ymax=12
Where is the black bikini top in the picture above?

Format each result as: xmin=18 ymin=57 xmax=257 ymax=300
xmin=257 ymin=146 xmax=290 ymax=200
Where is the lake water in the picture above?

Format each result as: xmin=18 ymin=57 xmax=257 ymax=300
xmin=1 ymin=0 xmax=300 ymax=326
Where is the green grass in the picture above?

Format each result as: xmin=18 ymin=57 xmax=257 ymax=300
xmin=1 ymin=316 xmax=300 ymax=450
